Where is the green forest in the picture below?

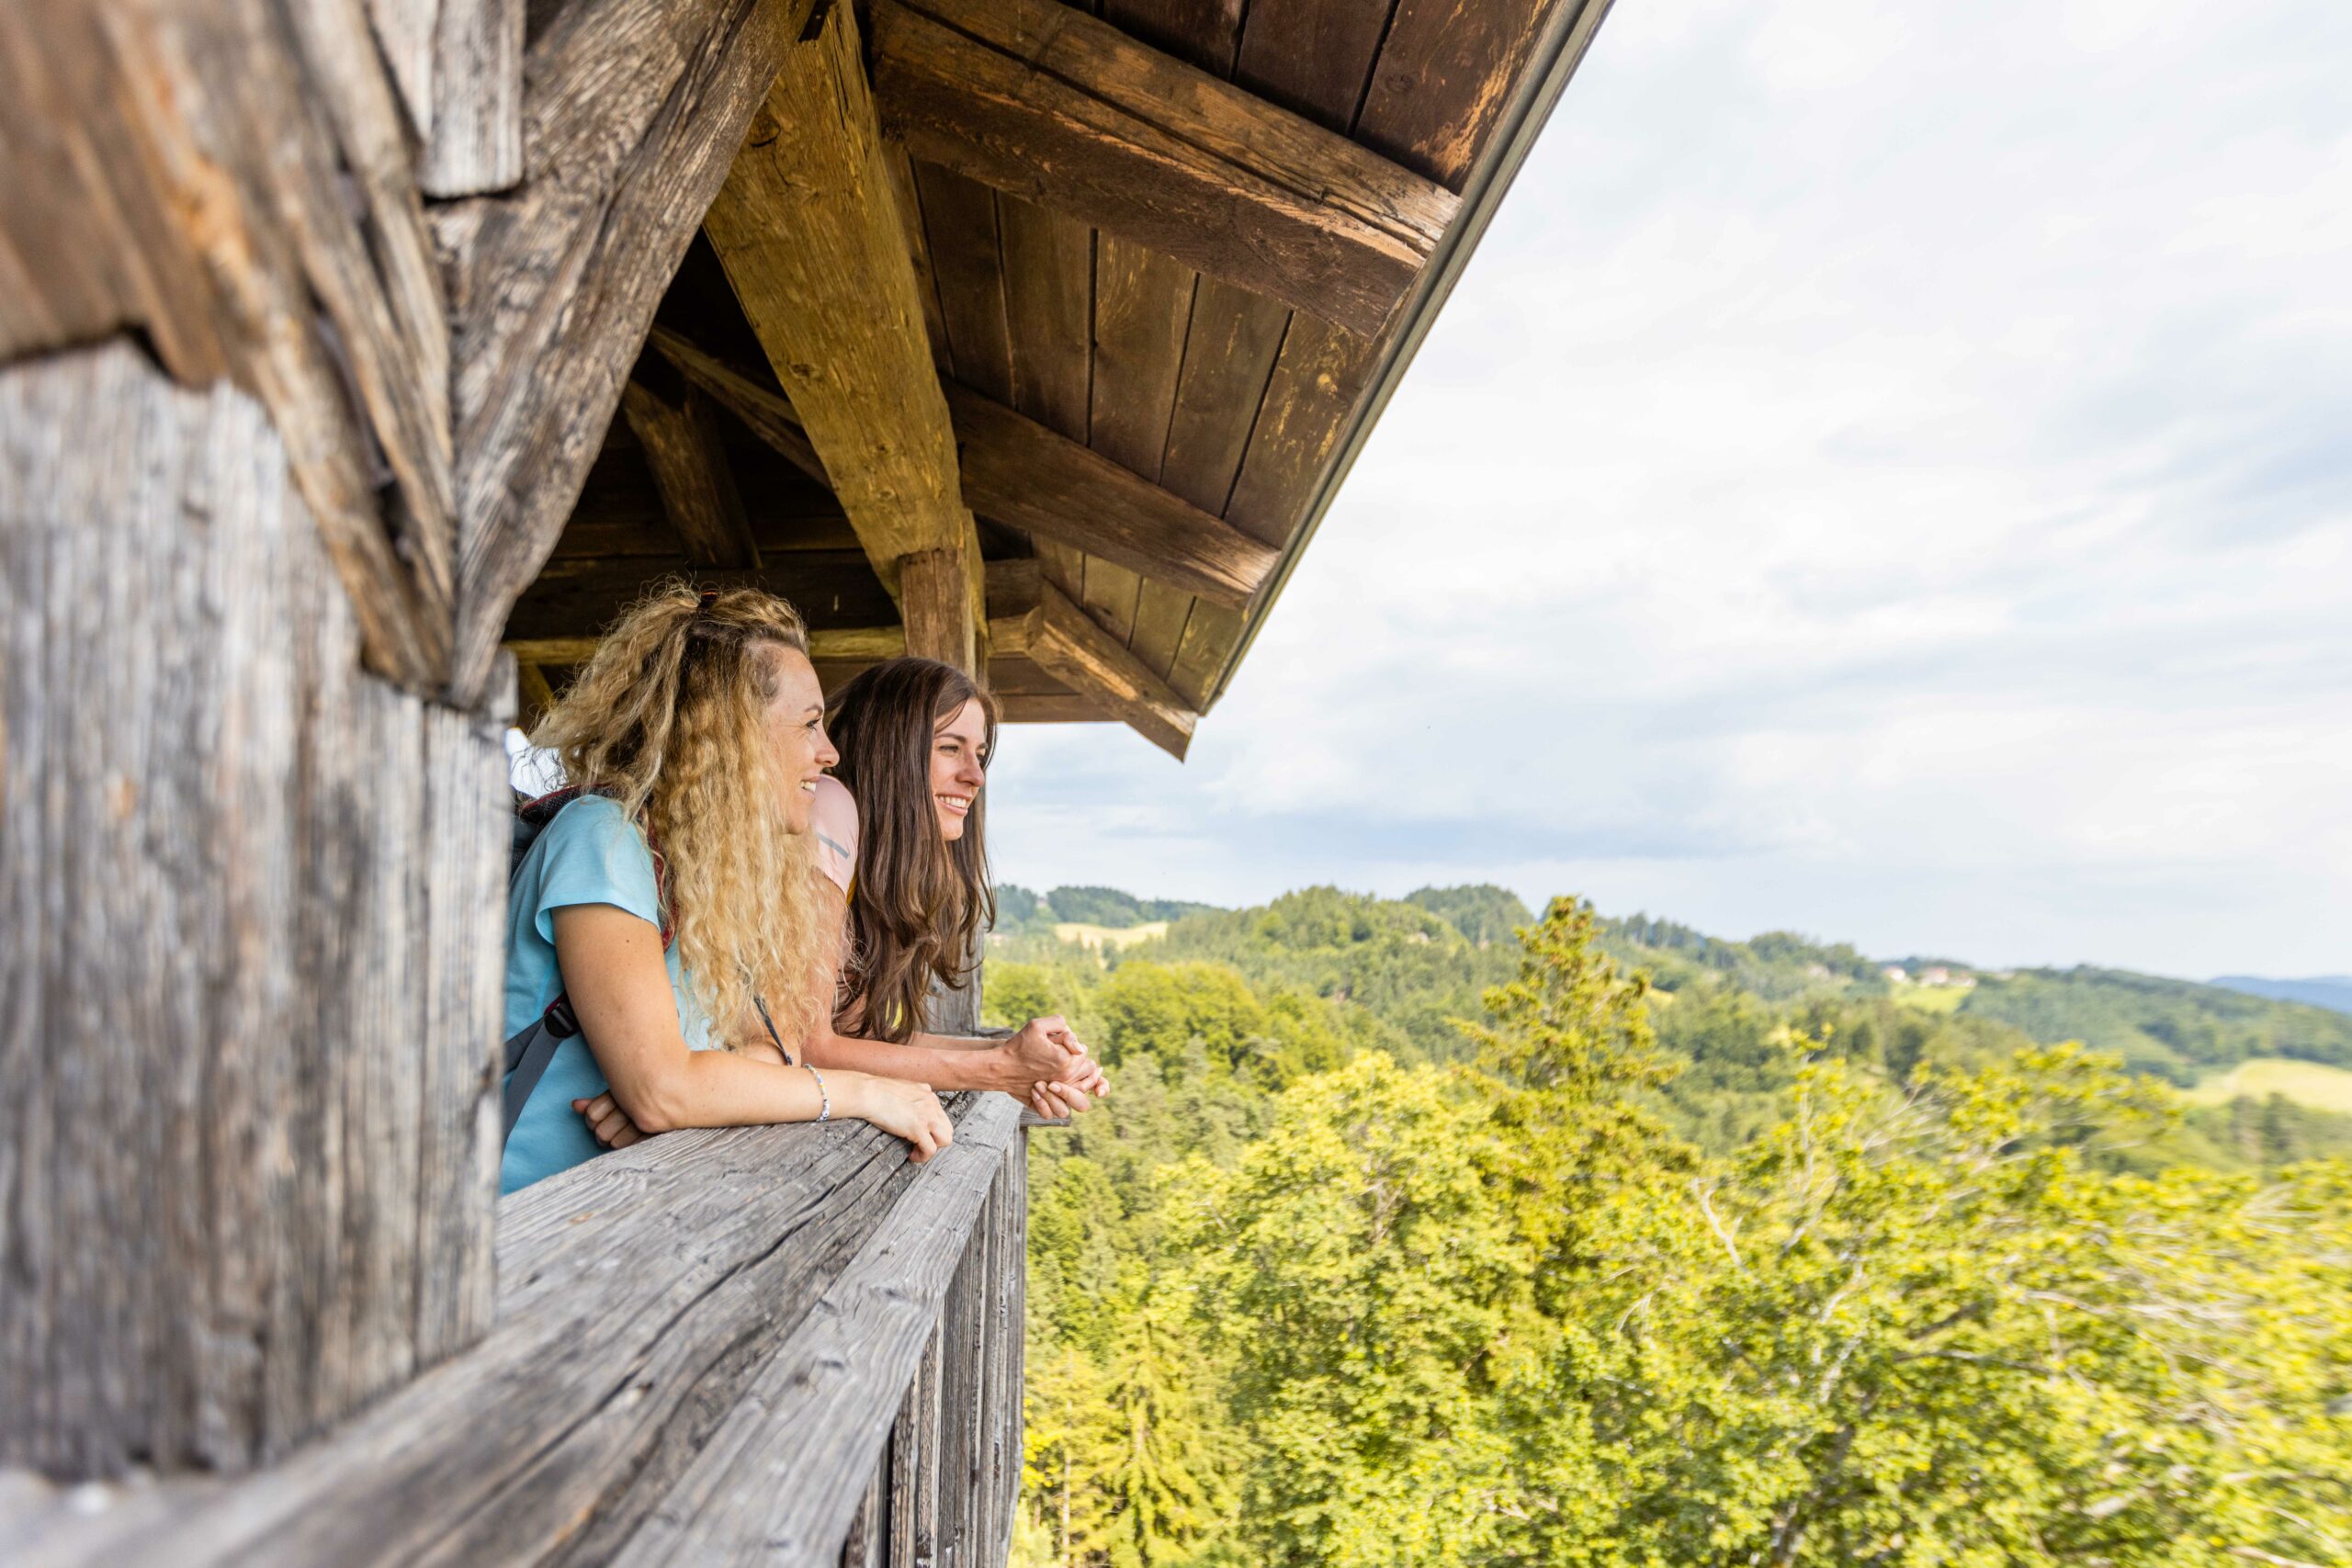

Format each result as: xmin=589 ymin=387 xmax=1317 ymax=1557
xmin=984 ymin=885 xmax=2352 ymax=1567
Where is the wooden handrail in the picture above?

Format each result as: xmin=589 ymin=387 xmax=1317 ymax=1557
xmin=2 ymin=1093 xmax=1029 ymax=1567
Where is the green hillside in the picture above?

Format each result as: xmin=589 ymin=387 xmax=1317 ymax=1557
xmin=989 ymin=887 xmax=2352 ymax=1568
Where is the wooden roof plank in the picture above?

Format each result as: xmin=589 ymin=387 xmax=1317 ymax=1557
xmin=910 ymin=165 xmax=1017 ymax=404
xmin=1080 ymin=235 xmax=1196 ymax=647
xmin=701 ymin=0 xmax=984 ymax=671
xmin=994 ymin=191 xmax=1094 ymax=607
xmin=871 ymin=0 xmax=1459 ymax=338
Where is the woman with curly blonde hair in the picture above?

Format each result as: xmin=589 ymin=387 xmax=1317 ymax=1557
xmin=499 ymin=583 xmax=952 ymax=1191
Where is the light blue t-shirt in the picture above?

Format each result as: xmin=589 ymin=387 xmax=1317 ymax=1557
xmin=500 ymin=794 xmax=715 ymax=1193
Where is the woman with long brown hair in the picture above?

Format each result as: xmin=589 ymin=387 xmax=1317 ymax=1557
xmin=499 ymin=584 xmax=954 ymax=1191
xmin=820 ymin=657 xmax=1104 ymax=1115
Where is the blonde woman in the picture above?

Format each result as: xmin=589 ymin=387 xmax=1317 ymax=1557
xmin=500 ymin=584 xmax=953 ymax=1192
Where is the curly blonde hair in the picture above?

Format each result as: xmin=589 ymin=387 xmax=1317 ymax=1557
xmin=528 ymin=581 xmax=836 ymax=1046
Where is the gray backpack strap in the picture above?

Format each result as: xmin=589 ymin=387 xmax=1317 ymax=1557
xmin=502 ymin=996 xmax=582 ymax=1142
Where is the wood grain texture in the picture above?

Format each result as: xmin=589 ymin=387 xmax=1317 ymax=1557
xmin=946 ymin=382 xmax=1277 ymax=608
xmin=910 ymin=164 xmax=1017 ymax=404
xmin=440 ymin=0 xmax=811 ymax=706
xmin=0 ymin=343 xmax=503 ymax=1478
xmin=703 ymin=0 xmax=985 ymax=637
xmin=1020 ymin=583 xmax=1198 ymax=759
xmin=421 ymin=0 xmax=524 ymax=196
xmin=620 ymin=378 xmax=763 ymax=567
xmin=1358 ymin=0 xmax=1576 ymax=190
xmin=899 ymin=547 xmax=980 ymax=673
xmin=0 ymin=0 xmax=452 ymax=691
xmin=872 ymin=0 xmax=1459 ymax=337
xmin=3 ymin=1093 xmax=1026 ymax=1566
xmin=993 ymin=192 xmax=1094 ymax=606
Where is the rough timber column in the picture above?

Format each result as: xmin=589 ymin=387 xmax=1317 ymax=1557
xmin=0 ymin=344 xmax=511 ymax=1478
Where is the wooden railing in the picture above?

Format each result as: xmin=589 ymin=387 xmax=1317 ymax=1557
xmin=1 ymin=1092 xmax=1031 ymax=1567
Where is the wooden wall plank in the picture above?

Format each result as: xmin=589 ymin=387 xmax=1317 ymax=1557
xmin=704 ymin=1 xmax=985 ymax=671
xmin=441 ymin=0 xmax=813 ymax=706
xmin=872 ymin=0 xmax=1457 ymax=338
xmin=1233 ymin=0 xmax=1393 ymax=133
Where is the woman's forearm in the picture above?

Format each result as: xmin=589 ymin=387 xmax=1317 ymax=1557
xmin=627 ymin=1047 xmax=831 ymax=1132
xmin=804 ymin=1028 xmax=1020 ymax=1094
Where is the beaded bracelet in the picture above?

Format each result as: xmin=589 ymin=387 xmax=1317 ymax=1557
xmin=804 ymin=1062 xmax=831 ymax=1122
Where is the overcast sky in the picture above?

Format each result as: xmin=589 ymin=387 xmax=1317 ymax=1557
xmin=985 ymin=0 xmax=2352 ymax=980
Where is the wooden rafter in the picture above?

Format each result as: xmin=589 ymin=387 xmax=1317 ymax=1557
xmin=871 ymin=0 xmax=1461 ymax=339
xmin=943 ymin=382 xmax=1277 ymax=607
xmin=439 ymin=0 xmax=813 ymax=706
xmin=1011 ymin=583 xmax=1199 ymax=759
xmin=701 ymin=0 xmax=984 ymax=674
xmin=620 ymin=375 xmax=761 ymax=568
xmin=651 ymin=330 xmax=1276 ymax=609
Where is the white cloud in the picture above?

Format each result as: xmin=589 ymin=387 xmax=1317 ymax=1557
xmin=986 ymin=0 xmax=2352 ymax=978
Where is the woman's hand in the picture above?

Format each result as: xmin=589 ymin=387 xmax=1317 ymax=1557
xmin=1026 ymin=1081 xmax=1092 ymax=1120
xmin=582 ymin=1072 xmax=954 ymax=1163
xmin=839 ymin=1073 xmax=956 ymax=1163
xmin=1002 ymin=1015 xmax=1109 ymax=1102
xmin=575 ymin=1092 xmax=645 ymax=1149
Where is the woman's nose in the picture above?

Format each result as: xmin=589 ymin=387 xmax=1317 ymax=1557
xmin=814 ymin=727 xmax=840 ymax=769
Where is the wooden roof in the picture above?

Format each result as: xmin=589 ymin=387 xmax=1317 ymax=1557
xmin=504 ymin=0 xmax=1616 ymax=755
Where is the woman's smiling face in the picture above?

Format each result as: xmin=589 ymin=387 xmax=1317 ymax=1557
xmin=765 ymin=646 xmax=838 ymax=834
xmin=929 ymin=697 xmax=988 ymax=841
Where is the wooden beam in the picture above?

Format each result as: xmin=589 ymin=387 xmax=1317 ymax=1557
xmin=648 ymin=326 xmax=831 ymax=483
xmin=0 ymin=0 xmax=455 ymax=692
xmin=419 ymin=0 xmax=523 ymax=195
xmin=944 ymin=382 xmax=1277 ymax=607
xmin=1017 ymin=584 xmax=1198 ymax=760
xmin=871 ymin=0 xmax=1460 ymax=339
xmin=898 ymin=547 xmax=978 ymax=672
xmin=620 ymin=378 xmax=762 ymax=567
xmin=701 ymin=0 xmax=986 ymax=673
xmin=439 ymin=0 xmax=815 ymax=707
xmin=507 ymin=624 xmax=915 ymax=667
xmin=653 ymin=331 xmax=1276 ymax=609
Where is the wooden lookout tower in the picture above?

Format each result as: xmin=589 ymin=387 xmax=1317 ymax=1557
xmin=0 ymin=0 xmax=1614 ymax=1561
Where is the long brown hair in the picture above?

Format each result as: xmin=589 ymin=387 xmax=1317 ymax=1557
xmin=528 ymin=582 xmax=836 ymax=1043
xmin=826 ymin=657 xmax=997 ymax=1042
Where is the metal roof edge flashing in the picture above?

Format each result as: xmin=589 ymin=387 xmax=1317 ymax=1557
xmin=1204 ymin=0 xmax=1620 ymax=710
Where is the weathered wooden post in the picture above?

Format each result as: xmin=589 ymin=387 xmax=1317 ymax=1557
xmin=0 ymin=0 xmax=522 ymax=1478
xmin=0 ymin=347 xmax=512 ymax=1477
